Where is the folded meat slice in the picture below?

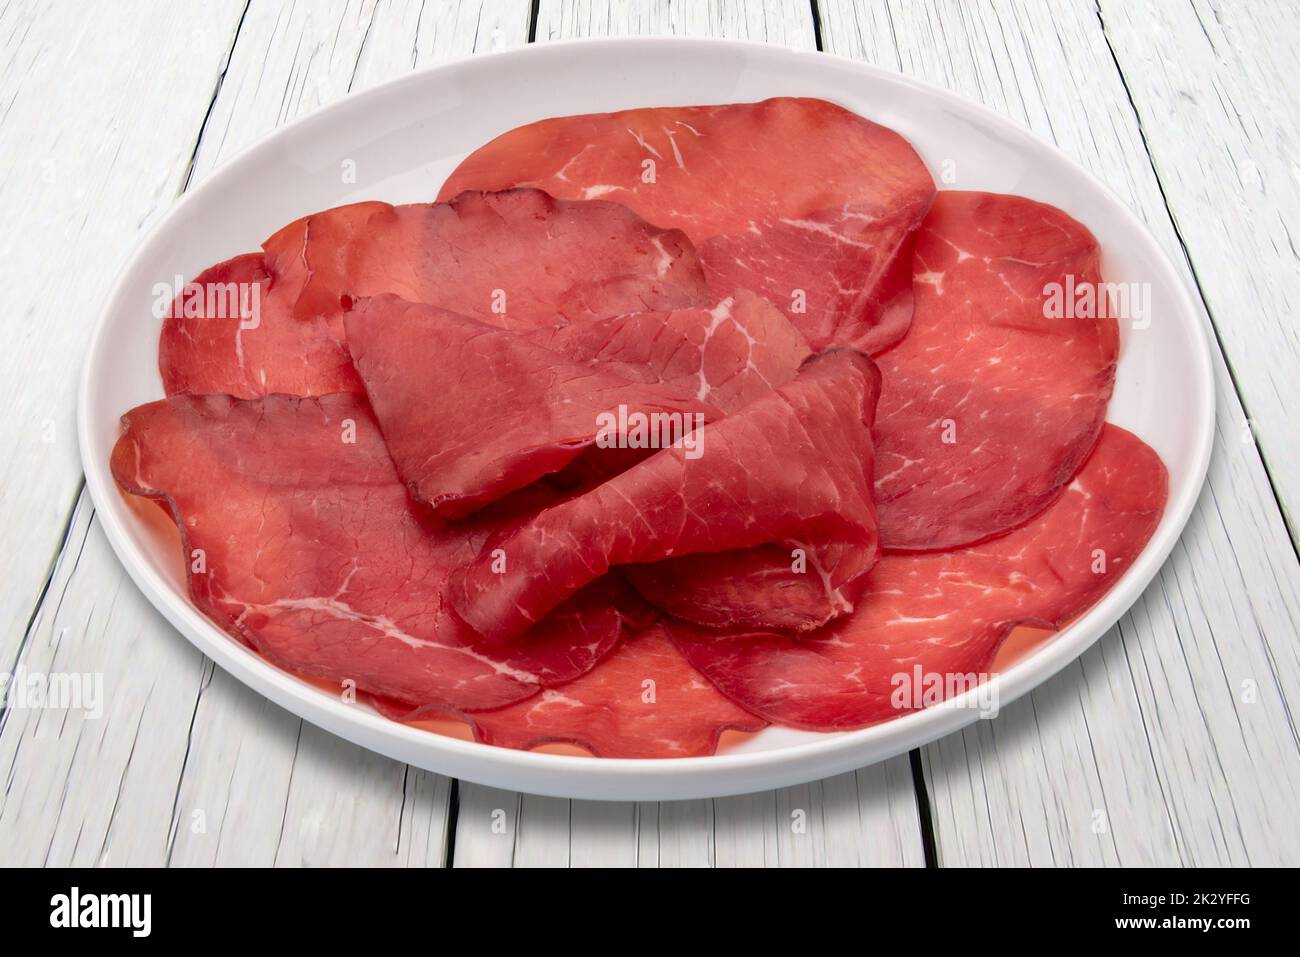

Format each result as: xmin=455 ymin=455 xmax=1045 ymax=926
xmin=344 ymin=294 xmax=720 ymax=518
xmin=669 ymin=424 xmax=1167 ymax=730
xmin=110 ymin=393 xmax=626 ymax=713
xmin=345 ymin=288 xmax=810 ymax=518
xmin=450 ymin=349 xmax=882 ymax=643
xmin=439 ymin=97 xmax=936 ymax=352
xmin=874 ymin=191 xmax=1120 ymax=551
xmin=159 ymin=188 xmax=710 ymax=399
xmin=469 ymin=624 xmax=767 ymax=758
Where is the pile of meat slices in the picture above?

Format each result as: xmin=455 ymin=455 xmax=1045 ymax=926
xmin=114 ymin=97 xmax=1169 ymax=759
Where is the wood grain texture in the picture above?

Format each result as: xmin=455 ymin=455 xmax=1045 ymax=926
xmin=534 ymin=0 xmax=816 ymax=45
xmin=454 ymin=757 xmax=924 ymax=867
xmin=0 ymin=0 xmax=248 ymax=665
xmin=1099 ymin=0 xmax=1300 ymax=545
xmin=819 ymin=0 xmax=1300 ymax=866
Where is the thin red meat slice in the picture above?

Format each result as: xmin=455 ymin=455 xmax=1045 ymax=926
xmin=343 ymin=288 xmax=808 ymax=518
xmin=158 ymin=248 xmax=365 ymax=399
xmin=344 ymin=294 xmax=720 ymax=518
xmin=110 ymin=393 xmax=626 ymax=713
xmin=450 ymin=349 xmax=883 ymax=643
xmin=623 ymin=544 xmax=844 ymax=633
xmin=469 ymin=624 xmax=766 ymax=758
xmin=546 ymin=291 xmax=833 ymax=630
xmin=159 ymin=189 xmax=710 ymax=399
xmin=439 ymin=98 xmax=936 ymax=352
xmin=533 ymin=288 xmax=812 ymax=412
xmin=874 ymin=191 xmax=1120 ymax=551
xmin=669 ymin=424 xmax=1167 ymax=730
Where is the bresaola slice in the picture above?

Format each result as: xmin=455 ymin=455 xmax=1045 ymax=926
xmin=159 ymin=248 xmax=365 ymax=399
xmin=623 ymin=544 xmax=845 ymax=632
xmin=450 ymin=349 xmax=883 ymax=643
xmin=344 ymin=289 xmax=810 ymax=518
xmin=670 ymin=424 xmax=1167 ymax=730
xmin=344 ymin=294 xmax=720 ymax=518
xmin=110 ymin=393 xmax=625 ymax=713
xmin=439 ymin=97 xmax=936 ymax=352
xmin=874 ymin=191 xmax=1120 ymax=551
xmin=284 ymin=188 xmax=710 ymax=329
xmin=533 ymin=288 xmax=812 ymax=412
xmin=470 ymin=624 xmax=767 ymax=758
xmin=159 ymin=188 xmax=711 ymax=399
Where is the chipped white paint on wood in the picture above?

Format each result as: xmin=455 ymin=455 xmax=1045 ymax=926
xmin=820 ymin=0 xmax=1300 ymax=866
xmin=3 ymin=0 xmax=1300 ymax=868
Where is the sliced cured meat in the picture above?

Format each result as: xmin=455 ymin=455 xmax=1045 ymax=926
xmin=344 ymin=289 xmax=808 ymax=518
xmin=439 ymin=98 xmax=936 ymax=352
xmin=450 ymin=349 xmax=883 ymax=643
xmin=874 ymin=191 xmax=1120 ymax=551
xmin=344 ymin=294 xmax=720 ymax=518
xmin=545 ymin=291 xmax=828 ymax=630
xmin=159 ymin=189 xmax=710 ymax=399
xmin=110 ymin=393 xmax=626 ymax=712
xmin=533 ymin=288 xmax=812 ymax=413
xmin=158 ymin=247 xmax=365 ymax=399
xmin=623 ymin=544 xmax=844 ymax=633
xmin=670 ymin=424 xmax=1167 ymax=730
xmin=469 ymin=624 xmax=766 ymax=758
xmin=284 ymin=188 xmax=710 ymax=330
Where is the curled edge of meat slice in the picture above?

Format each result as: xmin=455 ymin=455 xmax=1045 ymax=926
xmin=449 ymin=348 xmax=883 ymax=644
xmin=342 ymin=294 xmax=723 ymax=520
xmin=109 ymin=392 xmax=627 ymax=715
xmin=668 ymin=424 xmax=1168 ymax=732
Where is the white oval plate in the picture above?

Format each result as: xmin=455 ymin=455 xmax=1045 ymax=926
xmin=80 ymin=37 xmax=1214 ymax=801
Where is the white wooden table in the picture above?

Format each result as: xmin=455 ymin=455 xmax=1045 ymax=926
xmin=3 ymin=0 xmax=1298 ymax=868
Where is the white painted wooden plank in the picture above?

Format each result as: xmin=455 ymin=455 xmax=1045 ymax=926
xmin=821 ymin=0 xmax=1300 ymax=865
xmin=1099 ymin=0 xmax=1300 ymax=542
xmin=3 ymin=0 xmax=529 ymax=868
xmin=0 ymin=0 xmax=247 ymax=657
xmin=456 ymin=759 xmax=924 ymax=867
xmin=713 ymin=760 xmax=925 ymax=867
xmin=270 ymin=732 xmax=452 ymax=867
xmin=636 ymin=799 xmax=714 ymax=867
xmin=188 ymin=0 xmax=530 ymax=184
xmin=451 ymin=785 xmax=571 ymax=868
xmin=0 ymin=494 xmax=209 ymax=865
xmin=535 ymin=0 xmax=816 ymax=46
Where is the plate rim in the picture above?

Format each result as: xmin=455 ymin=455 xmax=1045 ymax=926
xmin=77 ymin=35 xmax=1216 ymax=800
